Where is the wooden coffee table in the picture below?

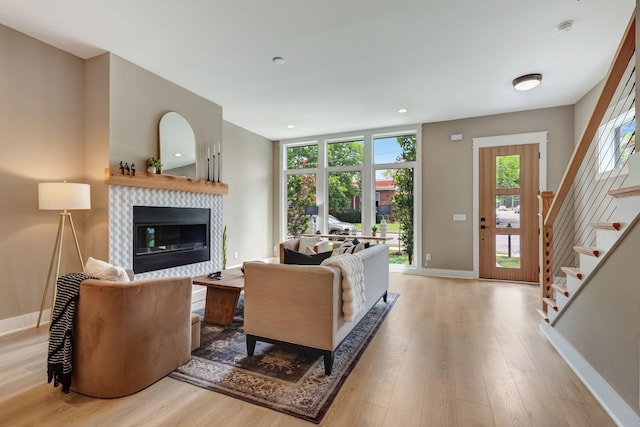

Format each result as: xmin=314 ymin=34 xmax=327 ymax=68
xmin=192 ymin=268 xmax=244 ymax=326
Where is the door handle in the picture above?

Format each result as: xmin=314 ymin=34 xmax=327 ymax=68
xmin=480 ymin=225 xmax=491 ymax=229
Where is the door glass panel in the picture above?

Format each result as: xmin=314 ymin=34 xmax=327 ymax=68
xmin=328 ymin=171 xmax=361 ymax=236
xmin=287 ymin=174 xmax=316 ymax=236
xmin=496 ymin=195 xmax=520 ymax=229
xmin=496 ymin=154 xmax=520 ymax=189
xmin=328 ymin=140 xmax=364 ymax=167
xmin=287 ymin=144 xmax=318 ymax=169
xmin=496 ymin=234 xmax=520 ymax=269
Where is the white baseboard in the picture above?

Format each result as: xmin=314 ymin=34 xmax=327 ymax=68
xmin=411 ymin=267 xmax=475 ymax=279
xmin=542 ymin=324 xmax=640 ymax=427
xmin=0 ymin=309 xmax=51 ymax=337
xmin=191 ymin=286 xmax=206 ymax=303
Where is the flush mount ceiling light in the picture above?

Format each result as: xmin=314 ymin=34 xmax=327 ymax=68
xmin=272 ymin=56 xmax=286 ymax=64
xmin=398 ymin=108 xmax=408 ymax=114
xmin=286 ymin=124 xmax=295 ymax=129
xmin=512 ymin=73 xmax=543 ymax=91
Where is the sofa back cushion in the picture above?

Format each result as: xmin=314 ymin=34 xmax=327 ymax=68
xmin=283 ymin=248 xmax=332 ymax=265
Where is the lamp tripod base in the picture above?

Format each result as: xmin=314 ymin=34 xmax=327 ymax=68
xmin=36 ymin=211 xmax=85 ymax=328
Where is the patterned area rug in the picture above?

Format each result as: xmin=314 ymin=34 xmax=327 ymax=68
xmin=170 ymin=293 xmax=398 ymax=424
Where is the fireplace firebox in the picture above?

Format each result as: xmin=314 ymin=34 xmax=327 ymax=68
xmin=133 ymin=206 xmax=210 ymax=273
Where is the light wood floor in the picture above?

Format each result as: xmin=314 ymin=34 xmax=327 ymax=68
xmin=0 ymin=274 xmax=615 ymax=426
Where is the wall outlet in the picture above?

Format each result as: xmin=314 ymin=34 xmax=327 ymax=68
xmin=234 ymin=251 xmax=238 ymax=259
xmin=425 ymin=253 xmax=431 ymax=262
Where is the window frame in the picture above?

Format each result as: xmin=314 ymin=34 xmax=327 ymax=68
xmin=280 ymin=125 xmax=421 ymax=270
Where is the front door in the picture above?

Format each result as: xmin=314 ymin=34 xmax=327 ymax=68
xmin=479 ymin=144 xmax=539 ymax=282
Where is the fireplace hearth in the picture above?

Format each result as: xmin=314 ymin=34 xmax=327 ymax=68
xmin=133 ymin=206 xmax=210 ymax=273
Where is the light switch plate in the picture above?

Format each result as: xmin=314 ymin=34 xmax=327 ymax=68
xmin=453 ymin=214 xmax=466 ymax=221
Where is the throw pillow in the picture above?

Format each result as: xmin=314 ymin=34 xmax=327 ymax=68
xmin=334 ymin=238 xmax=365 ymax=255
xmin=298 ymin=236 xmax=320 ymax=254
xmin=85 ymin=257 xmax=131 ymax=282
xmin=283 ymin=248 xmax=332 ymax=265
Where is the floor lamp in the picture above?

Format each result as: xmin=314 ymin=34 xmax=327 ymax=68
xmin=36 ymin=182 xmax=91 ymax=328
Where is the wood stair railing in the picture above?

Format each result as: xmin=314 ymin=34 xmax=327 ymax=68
xmin=538 ymin=14 xmax=635 ymax=323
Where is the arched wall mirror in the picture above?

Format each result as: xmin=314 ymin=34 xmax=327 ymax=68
xmin=159 ymin=112 xmax=197 ymax=178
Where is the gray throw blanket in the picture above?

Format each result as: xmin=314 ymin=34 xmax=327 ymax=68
xmin=47 ymin=272 xmax=93 ymax=393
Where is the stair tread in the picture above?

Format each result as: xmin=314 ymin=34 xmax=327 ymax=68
xmin=589 ymin=221 xmax=621 ymax=231
xmin=608 ymin=184 xmax=640 ymax=198
xmin=536 ymin=309 xmax=549 ymax=323
xmin=543 ymin=297 xmax=558 ymax=311
xmin=573 ymin=246 xmax=600 ymax=257
xmin=551 ymin=283 xmax=569 ymax=297
xmin=561 ymin=266 xmax=583 ymax=280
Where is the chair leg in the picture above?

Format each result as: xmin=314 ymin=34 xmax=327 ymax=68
xmin=383 ymin=291 xmax=388 ymax=303
xmin=246 ymin=334 xmax=257 ymax=356
xmin=323 ymin=351 xmax=334 ymax=375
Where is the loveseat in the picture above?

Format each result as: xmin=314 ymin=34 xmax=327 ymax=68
xmin=71 ymin=276 xmax=192 ymax=398
xmin=243 ymin=243 xmax=389 ymax=374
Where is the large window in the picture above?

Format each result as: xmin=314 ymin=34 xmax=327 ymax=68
xmin=597 ymin=108 xmax=635 ymax=175
xmin=281 ymin=129 xmax=419 ymax=268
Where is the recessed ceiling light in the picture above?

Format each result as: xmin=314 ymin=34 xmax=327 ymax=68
xmin=273 ymin=57 xmax=286 ymax=64
xmin=286 ymin=124 xmax=295 ymax=129
xmin=174 ymin=153 xmax=182 ymax=157
xmin=512 ymin=73 xmax=542 ymax=91
xmin=398 ymin=108 xmax=408 ymax=114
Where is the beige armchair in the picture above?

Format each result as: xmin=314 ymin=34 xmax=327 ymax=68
xmin=71 ymin=276 xmax=192 ymax=398
xmin=279 ymin=237 xmax=329 ymax=263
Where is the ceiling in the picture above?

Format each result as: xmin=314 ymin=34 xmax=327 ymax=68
xmin=0 ymin=0 xmax=635 ymax=141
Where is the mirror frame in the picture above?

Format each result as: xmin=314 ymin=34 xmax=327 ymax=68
xmin=159 ymin=112 xmax=197 ymax=178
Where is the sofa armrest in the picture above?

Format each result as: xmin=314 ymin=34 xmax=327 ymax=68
xmin=244 ymin=262 xmax=340 ymax=350
xmin=279 ymin=239 xmax=300 ymax=263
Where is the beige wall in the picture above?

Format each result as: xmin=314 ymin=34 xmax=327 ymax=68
xmin=574 ymin=79 xmax=604 ymax=145
xmin=108 ymin=54 xmax=223 ymax=181
xmin=84 ymin=54 xmax=111 ymax=262
xmin=0 ymin=24 xmax=86 ymax=320
xmin=554 ymin=218 xmax=640 ymax=418
xmin=422 ymin=106 xmax=575 ymax=271
xmin=84 ymin=54 xmax=225 ymax=259
xmin=222 ymin=121 xmax=274 ymax=264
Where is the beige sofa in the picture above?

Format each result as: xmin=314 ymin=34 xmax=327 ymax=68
xmin=243 ymin=243 xmax=389 ymax=374
xmin=71 ymin=276 xmax=192 ymax=398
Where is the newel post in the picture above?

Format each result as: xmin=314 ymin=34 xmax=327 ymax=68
xmin=538 ymin=191 xmax=554 ymax=312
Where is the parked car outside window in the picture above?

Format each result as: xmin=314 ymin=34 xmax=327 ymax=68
xmin=327 ymin=215 xmax=356 ymax=235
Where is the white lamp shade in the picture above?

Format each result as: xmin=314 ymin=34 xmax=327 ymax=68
xmin=38 ymin=182 xmax=91 ymax=210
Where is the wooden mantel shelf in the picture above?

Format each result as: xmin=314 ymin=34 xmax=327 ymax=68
xmin=105 ymin=168 xmax=229 ymax=195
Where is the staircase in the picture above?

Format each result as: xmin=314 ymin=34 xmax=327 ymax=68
xmin=538 ymin=153 xmax=640 ymax=325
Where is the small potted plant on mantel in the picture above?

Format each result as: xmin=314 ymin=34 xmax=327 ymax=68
xmin=146 ymin=157 xmax=162 ymax=174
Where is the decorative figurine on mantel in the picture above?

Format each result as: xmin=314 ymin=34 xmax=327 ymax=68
xmin=119 ymin=161 xmax=125 ymax=175
xmin=131 ymin=163 xmax=135 ymax=176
